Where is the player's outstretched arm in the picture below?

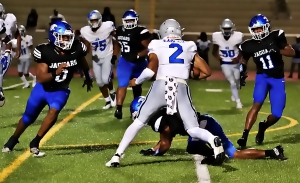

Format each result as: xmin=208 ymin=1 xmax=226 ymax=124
xmin=234 ymin=145 xmax=286 ymax=160
xmin=132 ymin=53 xmax=157 ymax=86
xmin=194 ymin=53 xmax=211 ymax=79
xmin=280 ymin=45 xmax=295 ymax=57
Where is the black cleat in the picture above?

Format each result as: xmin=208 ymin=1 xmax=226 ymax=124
xmin=256 ymin=121 xmax=266 ymax=145
xmin=271 ymin=145 xmax=287 ymax=161
xmin=237 ymin=137 xmax=247 ymax=148
xmin=114 ymin=109 xmax=122 ymax=119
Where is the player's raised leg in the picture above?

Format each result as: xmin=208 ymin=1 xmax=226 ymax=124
xmin=255 ymin=77 xmax=286 ymax=145
xmin=237 ymin=74 xmax=268 ymax=147
xmin=115 ymin=56 xmax=134 ymax=119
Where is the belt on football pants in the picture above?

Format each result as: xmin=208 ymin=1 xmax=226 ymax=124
xmin=156 ymin=76 xmax=187 ymax=85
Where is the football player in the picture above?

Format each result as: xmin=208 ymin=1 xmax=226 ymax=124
xmin=132 ymin=96 xmax=286 ymax=162
xmin=11 ymin=25 xmax=36 ymax=88
xmin=106 ymin=19 xmax=225 ymax=167
xmin=113 ymin=9 xmax=152 ymax=119
xmin=0 ymin=18 xmax=12 ymax=107
xmin=212 ymin=19 xmax=243 ymax=109
xmin=0 ymin=3 xmax=21 ymax=106
xmin=237 ymin=14 xmax=295 ymax=147
xmin=2 ymin=21 xmax=93 ymax=157
xmin=80 ymin=10 xmax=117 ymax=109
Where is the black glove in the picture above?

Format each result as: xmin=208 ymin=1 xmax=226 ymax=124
xmin=240 ymin=72 xmax=248 ymax=89
xmin=111 ymin=55 xmax=117 ymax=65
xmin=82 ymin=79 xmax=93 ymax=92
xmin=140 ymin=148 xmax=155 ymax=156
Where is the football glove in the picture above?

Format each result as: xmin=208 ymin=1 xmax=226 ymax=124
xmin=140 ymin=148 xmax=162 ymax=156
xmin=111 ymin=55 xmax=117 ymax=65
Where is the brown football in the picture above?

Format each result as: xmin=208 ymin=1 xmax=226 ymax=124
xmin=192 ymin=67 xmax=200 ymax=78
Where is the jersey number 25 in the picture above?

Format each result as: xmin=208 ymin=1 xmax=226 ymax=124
xmin=169 ymin=43 xmax=184 ymax=64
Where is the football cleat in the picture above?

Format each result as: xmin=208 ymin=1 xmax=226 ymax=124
xmin=256 ymin=121 xmax=266 ymax=145
xmin=237 ymin=137 xmax=247 ymax=148
xmin=105 ymin=153 xmax=124 ymax=167
xmin=22 ymin=84 xmax=30 ymax=89
xmin=271 ymin=145 xmax=287 ymax=161
xmin=2 ymin=136 xmax=19 ymax=152
xmin=110 ymin=92 xmax=116 ymax=107
xmin=30 ymin=147 xmax=46 ymax=157
xmin=207 ymin=136 xmax=226 ymax=165
xmin=102 ymin=101 xmax=112 ymax=110
xmin=114 ymin=108 xmax=122 ymax=119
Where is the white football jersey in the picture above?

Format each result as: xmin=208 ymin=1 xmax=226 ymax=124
xmin=148 ymin=38 xmax=197 ymax=80
xmin=212 ymin=31 xmax=243 ymax=62
xmin=80 ymin=21 xmax=115 ymax=58
xmin=4 ymin=13 xmax=17 ymax=38
xmin=12 ymin=35 xmax=33 ymax=59
xmin=0 ymin=19 xmax=8 ymax=55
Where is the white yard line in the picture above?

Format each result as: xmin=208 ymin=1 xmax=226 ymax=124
xmin=193 ymin=155 xmax=211 ymax=183
xmin=3 ymin=81 xmax=33 ymax=90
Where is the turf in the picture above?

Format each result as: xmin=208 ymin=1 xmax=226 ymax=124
xmin=0 ymin=77 xmax=299 ymax=183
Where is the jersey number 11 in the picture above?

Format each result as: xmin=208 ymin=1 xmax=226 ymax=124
xmin=260 ymin=55 xmax=274 ymax=69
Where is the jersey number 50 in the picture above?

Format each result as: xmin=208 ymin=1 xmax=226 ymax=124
xmin=169 ymin=43 xmax=184 ymax=64
xmin=55 ymin=69 xmax=68 ymax=82
xmin=92 ymin=40 xmax=106 ymax=51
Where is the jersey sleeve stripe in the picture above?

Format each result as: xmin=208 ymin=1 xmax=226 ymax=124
xmin=81 ymin=42 xmax=87 ymax=52
xmin=33 ymin=48 xmax=41 ymax=58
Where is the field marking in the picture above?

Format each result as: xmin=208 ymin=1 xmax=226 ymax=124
xmin=42 ymin=113 xmax=298 ymax=149
xmin=3 ymin=81 xmax=33 ymax=90
xmin=193 ymin=155 xmax=211 ymax=183
xmin=0 ymin=93 xmax=102 ymax=183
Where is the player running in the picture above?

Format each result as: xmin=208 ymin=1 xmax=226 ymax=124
xmin=106 ymin=19 xmax=225 ymax=167
xmin=80 ymin=10 xmax=117 ymax=109
xmin=212 ymin=19 xmax=243 ymax=109
xmin=114 ymin=9 xmax=152 ymax=119
xmin=12 ymin=25 xmax=37 ymax=88
xmin=131 ymin=96 xmax=286 ymax=162
xmin=237 ymin=14 xmax=295 ymax=147
xmin=2 ymin=21 xmax=93 ymax=157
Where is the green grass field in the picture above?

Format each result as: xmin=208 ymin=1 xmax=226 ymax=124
xmin=0 ymin=77 xmax=299 ymax=183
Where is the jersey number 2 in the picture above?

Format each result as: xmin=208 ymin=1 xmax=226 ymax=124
xmin=92 ymin=40 xmax=106 ymax=51
xmin=55 ymin=69 xmax=68 ymax=82
xmin=260 ymin=55 xmax=274 ymax=69
xmin=169 ymin=43 xmax=184 ymax=64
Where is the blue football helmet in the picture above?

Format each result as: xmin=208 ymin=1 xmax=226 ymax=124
xmin=248 ymin=14 xmax=270 ymax=40
xmin=122 ymin=9 xmax=139 ymax=29
xmin=130 ymin=96 xmax=146 ymax=120
xmin=48 ymin=21 xmax=74 ymax=50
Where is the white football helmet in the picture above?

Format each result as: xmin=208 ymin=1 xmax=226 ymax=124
xmin=87 ymin=10 xmax=102 ymax=29
xmin=159 ymin=19 xmax=184 ymax=39
xmin=0 ymin=3 xmax=4 ymax=19
xmin=18 ymin=25 xmax=26 ymax=37
xmin=220 ymin=18 xmax=235 ymax=37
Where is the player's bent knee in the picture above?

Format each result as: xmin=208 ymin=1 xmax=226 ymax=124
xmin=271 ymin=112 xmax=283 ymax=119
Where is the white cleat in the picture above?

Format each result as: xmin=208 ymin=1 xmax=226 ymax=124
xmin=22 ymin=84 xmax=30 ymax=89
xmin=110 ymin=92 xmax=116 ymax=107
xmin=105 ymin=153 xmax=124 ymax=167
xmin=236 ymin=100 xmax=243 ymax=109
xmin=2 ymin=147 xmax=11 ymax=153
xmin=102 ymin=102 xmax=112 ymax=110
xmin=32 ymin=77 xmax=36 ymax=87
xmin=30 ymin=147 xmax=46 ymax=157
xmin=208 ymin=136 xmax=226 ymax=164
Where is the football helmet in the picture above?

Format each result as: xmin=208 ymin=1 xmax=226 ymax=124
xmin=87 ymin=10 xmax=102 ymax=29
xmin=130 ymin=96 xmax=146 ymax=120
xmin=48 ymin=21 xmax=74 ymax=50
xmin=122 ymin=9 xmax=139 ymax=29
xmin=248 ymin=14 xmax=270 ymax=40
xmin=0 ymin=3 xmax=5 ymax=19
xmin=18 ymin=25 xmax=26 ymax=37
xmin=220 ymin=18 xmax=235 ymax=37
xmin=159 ymin=19 xmax=184 ymax=39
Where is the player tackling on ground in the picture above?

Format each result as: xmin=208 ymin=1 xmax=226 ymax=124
xmin=80 ymin=10 xmax=117 ymax=109
xmin=12 ymin=25 xmax=37 ymax=88
xmin=2 ymin=21 xmax=93 ymax=157
xmin=106 ymin=19 xmax=225 ymax=167
xmin=237 ymin=14 xmax=295 ymax=147
xmin=212 ymin=19 xmax=243 ymax=109
xmin=130 ymin=96 xmax=286 ymax=162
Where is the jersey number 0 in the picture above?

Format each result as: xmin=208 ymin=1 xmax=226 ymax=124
xmin=169 ymin=43 xmax=184 ymax=64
